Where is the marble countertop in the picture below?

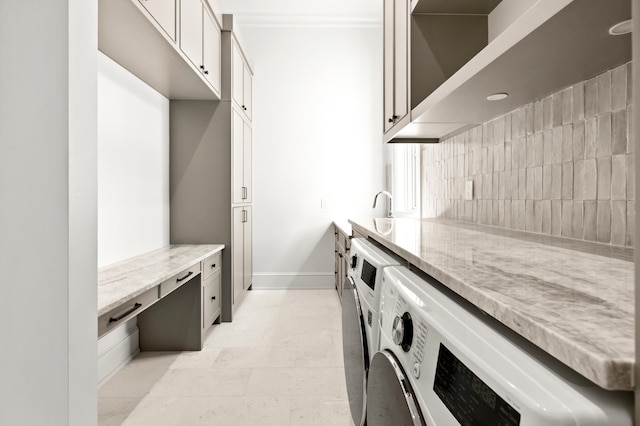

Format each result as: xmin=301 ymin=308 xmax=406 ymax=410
xmin=349 ymin=217 xmax=634 ymax=390
xmin=98 ymin=245 xmax=224 ymax=316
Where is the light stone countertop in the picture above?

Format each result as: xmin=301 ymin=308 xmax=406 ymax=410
xmin=349 ymin=217 xmax=634 ymax=390
xmin=98 ymin=245 xmax=224 ymax=316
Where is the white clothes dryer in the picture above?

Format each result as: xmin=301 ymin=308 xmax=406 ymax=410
xmin=367 ymin=266 xmax=633 ymax=426
xmin=342 ymin=238 xmax=402 ymax=426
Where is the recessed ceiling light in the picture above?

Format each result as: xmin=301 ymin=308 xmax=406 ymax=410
xmin=486 ymin=93 xmax=508 ymax=101
xmin=609 ymin=19 xmax=632 ymax=36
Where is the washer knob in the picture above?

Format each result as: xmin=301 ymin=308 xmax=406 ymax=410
xmin=392 ymin=312 xmax=413 ymax=352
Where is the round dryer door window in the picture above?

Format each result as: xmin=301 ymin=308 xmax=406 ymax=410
xmin=367 ymin=350 xmax=425 ymax=426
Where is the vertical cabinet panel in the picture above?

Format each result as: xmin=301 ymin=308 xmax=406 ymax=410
xmin=394 ymin=0 xmax=409 ymax=121
xmin=232 ymin=110 xmax=244 ymax=204
xmin=243 ymin=206 xmax=252 ymax=291
xmin=243 ymin=65 xmax=252 ymax=120
xmin=232 ymin=207 xmax=251 ymax=302
xmin=232 ymin=42 xmax=244 ymax=108
xmin=180 ymin=0 xmax=203 ymax=70
xmin=203 ymin=8 xmax=221 ymax=95
xmin=232 ymin=207 xmax=244 ymax=303
xmin=139 ymin=0 xmax=176 ymax=41
xmin=232 ymin=110 xmax=252 ymax=204
xmin=383 ymin=0 xmax=395 ymax=133
xmin=383 ymin=0 xmax=410 ymax=134
xmin=231 ymin=38 xmax=253 ymax=121
xmin=243 ymin=122 xmax=252 ymax=203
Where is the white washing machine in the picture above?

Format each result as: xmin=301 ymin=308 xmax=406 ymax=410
xmin=366 ymin=266 xmax=633 ymax=426
xmin=342 ymin=238 xmax=401 ymax=426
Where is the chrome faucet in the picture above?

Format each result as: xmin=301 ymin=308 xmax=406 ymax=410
xmin=373 ymin=191 xmax=393 ymax=218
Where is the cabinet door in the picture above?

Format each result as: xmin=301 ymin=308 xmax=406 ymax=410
xmin=231 ymin=41 xmax=244 ymax=109
xmin=232 ymin=207 xmax=245 ymax=303
xmin=202 ymin=8 xmax=221 ymax=94
xmin=180 ymin=0 xmax=203 ymax=70
xmin=202 ymin=271 xmax=221 ymax=328
xmin=340 ymin=253 xmax=347 ymax=299
xmin=393 ymin=0 xmax=409 ymax=122
xmin=139 ymin=0 xmax=176 ymax=41
xmin=243 ymin=206 xmax=252 ymax=291
xmin=243 ymin=121 xmax=252 ymax=203
xmin=383 ymin=0 xmax=409 ymax=133
xmin=243 ymin=64 xmax=252 ymax=120
xmin=383 ymin=0 xmax=395 ymax=132
xmin=232 ymin=110 xmax=245 ymax=204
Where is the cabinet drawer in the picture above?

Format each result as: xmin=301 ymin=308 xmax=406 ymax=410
xmin=98 ymin=287 xmax=158 ymax=337
xmin=202 ymin=251 xmax=222 ymax=280
xmin=159 ymin=264 xmax=200 ymax=298
xmin=203 ymin=271 xmax=221 ymax=328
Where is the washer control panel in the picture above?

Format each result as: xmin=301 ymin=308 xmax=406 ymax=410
xmin=391 ymin=293 xmax=428 ymax=367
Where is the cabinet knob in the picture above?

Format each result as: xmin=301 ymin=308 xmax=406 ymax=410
xmin=211 ymin=263 xmax=216 ymax=268
xmin=388 ymin=118 xmax=394 ymax=123
xmin=212 ymin=296 xmax=216 ymax=300
xmin=200 ymin=65 xmax=204 ymax=69
xmin=204 ymin=70 xmax=209 ymax=75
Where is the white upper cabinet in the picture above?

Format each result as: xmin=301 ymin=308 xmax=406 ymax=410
xmin=180 ymin=0 xmax=222 ymax=96
xmin=242 ymin=63 xmax=253 ymax=121
xmin=384 ymin=0 xmax=631 ymax=142
xmin=383 ymin=0 xmax=409 ymax=134
xmin=99 ymin=0 xmax=222 ymax=100
xmin=138 ymin=0 xmax=176 ymax=41
xmin=203 ymin=7 xmax=222 ymax=94
xmin=231 ymin=39 xmax=253 ymax=121
xmin=180 ymin=0 xmax=202 ymax=69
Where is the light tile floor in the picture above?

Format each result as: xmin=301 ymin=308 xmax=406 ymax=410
xmin=99 ymin=290 xmax=354 ymax=426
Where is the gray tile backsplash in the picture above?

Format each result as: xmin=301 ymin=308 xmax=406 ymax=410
xmin=421 ymin=62 xmax=634 ymax=247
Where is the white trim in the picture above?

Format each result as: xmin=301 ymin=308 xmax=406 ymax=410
xmin=234 ymin=14 xmax=382 ymax=29
xmin=252 ymin=272 xmax=335 ymax=290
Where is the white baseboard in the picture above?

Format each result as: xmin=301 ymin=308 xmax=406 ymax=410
xmin=97 ymin=317 xmax=139 ymax=386
xmin=252 ymin=273 xmax=335 ymax=290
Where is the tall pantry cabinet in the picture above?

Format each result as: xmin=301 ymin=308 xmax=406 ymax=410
xmin=170 ymin=15 xmax=253 ymax=322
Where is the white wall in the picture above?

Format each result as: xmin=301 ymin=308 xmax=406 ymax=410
xmin=0 ymin=1 xmax=98 ymax=424
xmin=239 ymin=21 xmax=385 ymax=289
xmin=96 ymin=52 xmax=171 ymax=382
xmin=97 ymin=52 xmax=170 ymax=267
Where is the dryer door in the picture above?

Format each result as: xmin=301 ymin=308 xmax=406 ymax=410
xmin=367 ymin=350 xmax=425 ymax=426
xmin=342 ymin=276 xmax=368 ymax=426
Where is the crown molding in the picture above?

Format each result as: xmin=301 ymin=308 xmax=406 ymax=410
xmin=234 ymin=14 xmax=382 ymax=28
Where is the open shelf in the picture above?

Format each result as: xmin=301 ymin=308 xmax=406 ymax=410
xmin=387 ymin=0 xmax=631 ymax=142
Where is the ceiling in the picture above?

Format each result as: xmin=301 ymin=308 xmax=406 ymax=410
xmin=216 ymin=0 xmax=383 ymax=20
